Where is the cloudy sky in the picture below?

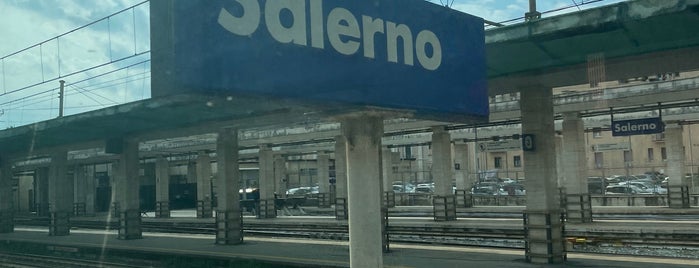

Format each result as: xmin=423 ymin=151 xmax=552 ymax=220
xmin=0 ymin=0 xmax=625 ymax=129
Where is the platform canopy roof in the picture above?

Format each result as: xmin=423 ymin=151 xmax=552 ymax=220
xmin=487 ymin=0 xmax=699 ymax=93
xmin=0 ymin=94 xmax=369 ymax=157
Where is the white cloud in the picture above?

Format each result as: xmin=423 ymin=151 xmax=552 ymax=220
xmin=0 ymin=0 xmax=149 ymax=129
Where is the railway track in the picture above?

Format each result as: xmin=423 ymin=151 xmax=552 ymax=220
xmin=12 ymin=217 xmax=699 ymax=259
xmin=0 ymin=252 xmax=150 ymax=268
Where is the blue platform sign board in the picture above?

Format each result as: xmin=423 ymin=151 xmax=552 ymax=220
xmin=166 ymin=0 xmax=487 ymax=121
xmin=611 ymin=117 xmax=664 ymax=136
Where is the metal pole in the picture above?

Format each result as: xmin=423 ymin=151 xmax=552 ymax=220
xmin=474 ymin=127 xmax=480 ymax=182
xmin=58 ymin=80 xmax=65 ymax=118
xmin=689 ymin=124 xmax=696 ymax=193
xmin=525 ymin=0 xmax=541 ymax=21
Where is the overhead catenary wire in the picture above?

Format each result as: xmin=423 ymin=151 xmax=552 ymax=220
xmin=70 ymin=72 xmax=151 ymax=97
xmin=0 ymin=59 xmax=150 ymax=107
xmin=571 ymin=0 xmax=582 ymax=11
xmin=1 ymin=59 xmax=5 ymax=94
xmin=5 ymin=74 xmax=151 ymax=113
xmin=0 ymin=50 xmax=150 ymax=98
xmin=15 ymin=104 xmax=111 ymax=111
xmin=0 ymin=0 xmax=148 ymax=60
xmin=68 ymin=84 xmax=109 ymax=107
xmin=0 ymin=0 xmax=150 ymax=98
xmin=490 ymin=0 xmax=608 ymax=27
xmin=2 ymin=74 xmax=151 ymax=111
xmin=439 ymin=0 xmax=455 ymax=8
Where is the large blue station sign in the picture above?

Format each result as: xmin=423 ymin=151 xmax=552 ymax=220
xmin=160 ymin=0 xmax=487 ymax=120
xmin=611 ymin=117 xmax=665 ymax=136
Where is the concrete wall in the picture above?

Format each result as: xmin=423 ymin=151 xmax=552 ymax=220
xmin=284 ymin=159 xmax=319 ymax=189
xmin=471 ymin=124 xmax=699 ymax=182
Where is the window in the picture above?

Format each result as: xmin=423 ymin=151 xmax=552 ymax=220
xmin=513 ymin=155 xmax=521 ymax=167
xmin=654 ymin=133 xmax=665 ymax=141
xmin=623 ymin=150 xmax=633 ymax=163
xmin=404 ymin=146 xmax=413 ymax=159
xmin=623 ymin=150 xmax=633 ymax=167
xmin=647 ymin=148 xmax=654 ymax=162
xmin=661 ymin=147 xmax=667 ymax=161
xmin=300 ymin=168 xmax=317 ymax=176
xmin=592 ymin=128 xmax=602 ymax=138
xmin=594 ymin=152 xmax=603 ymax=169
xmin=494 ymin=157 xmax=502 ymax=168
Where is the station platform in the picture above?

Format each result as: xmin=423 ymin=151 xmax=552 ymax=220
xmin=1 ymin=227 xmax=698 ymax=268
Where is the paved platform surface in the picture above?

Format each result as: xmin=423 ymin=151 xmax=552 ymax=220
xmin=1 ymin=228 xmax=698 ymax=268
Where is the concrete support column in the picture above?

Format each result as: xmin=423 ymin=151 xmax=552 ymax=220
xmin=0 ymin=157 xmax=14 ymax=233
xmin=35 ymin=168 xmax=49 ymax=217
xmin=196 ymin=151 xmax=213 ymax=218
xmin=666 ymin=123 xmax=690 ymax=208
xmin=215 ymin=128 xmax=243 ymax=245
xmin=116 ymin=138 xmax=142 ymax=240
xmin=454 ymin=143 xmax=473 ymax=208
xmin=334 ymin=135 xmax=349 ymax=220
xmin=49 ymin=150 xmax=71 ymax=236
xmin=342 ymin=114 xmax=386 ymax=267
xmin=391 ymin=152 xmax=401 ymax=180
xmin=110 ymin=161 xmax=121 ymax=218
xmin=155 ymin=156 xmax=170 ymax=218
xmin=187 ymin=161 xmax=197 ymax=184
xmin=468 ymin=141 xmax=479 ymax=182
xmin=111 ymin=165 xmax=125 ymax=213
xmin=562 ymin=112 xmax=592 ymax=223
xmin=416 ymin=146 xmax=426 ymax=182
xmin=381 ymin=148 xmax=396 ymax=208
xmin=317 ymin=153 xmax=331 ymax=208
xmin=431 ymin=126 xmax=456 ymax=221
xmin=73 ymin=165 xmax=87 ymax=216
xmin=521 ymin=87 xmax=565 ymax=264
xmin=273 ymin=155 xmax=287 ymax=198
xmin=257 ymin=145 xmax=276 ymax=218
xmin=85 ymin=165 xmax=96 ymax=216
xmin=554 ymin=135 xmax=566 ymax=211
xmin=555 ymin=135 xmax=564 ymax=188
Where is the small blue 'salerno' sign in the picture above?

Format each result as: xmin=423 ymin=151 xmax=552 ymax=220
xmin=611 ymin=118 xmax=664 ymax=136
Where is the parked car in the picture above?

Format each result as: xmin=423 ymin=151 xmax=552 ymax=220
xmin=606 ymin=175 xmax=635 ymax=184
xmin=414 ymin=184 xmax=434 ymax=193
xmin=285 ymin=187 xmax=317 ymax=198
xmin=502 ymin=183 xmax=526 ymax=196
xmin=471 ymin=183 xmax=507 ymax=196
xmin=501 ymin=178 xmax=518 ymax=184
xmin=617 ymin=181 xmax=654 ymax=194
xmin=392 ymin=181 xmax=415 ymax=193
xmin=605 ymin=185 xmax=645 ymax=194
xmin=392 ymin=184 xmax=407 ymax=193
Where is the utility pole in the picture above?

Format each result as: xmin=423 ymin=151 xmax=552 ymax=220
xmin=58 ymin=80 xmax=65 ymax=117
xmin=525 ymin=0 xmax=541 ymax=21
